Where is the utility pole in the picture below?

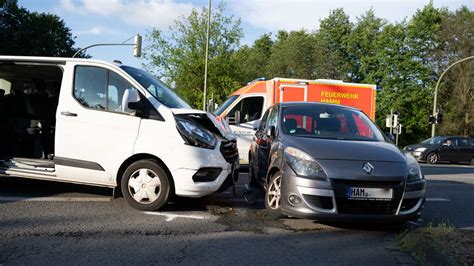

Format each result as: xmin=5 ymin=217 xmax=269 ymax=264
xmin=431 ymin=55 xmax=474 ymax=137
xmin=202 ymin=0 xmax=212 ymax=111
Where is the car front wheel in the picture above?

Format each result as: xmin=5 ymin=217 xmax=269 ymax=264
xmin=265 ymin=172 xmax=283 ymax=217
xmin=121 ymin=160 xmax=171 ymax=211
xmin=427 ymin=152 xmax=438 ymax=164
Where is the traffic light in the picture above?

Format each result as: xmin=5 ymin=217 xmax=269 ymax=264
xmin=428 ymin=115 xmax=436 ymax=125
xmin=436 ymin=112 xmax=443 ymax=124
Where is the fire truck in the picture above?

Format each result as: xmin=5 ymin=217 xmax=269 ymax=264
xmin=214 ymin=77 xmax=378 ymax=165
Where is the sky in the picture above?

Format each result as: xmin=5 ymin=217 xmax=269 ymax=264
xmin=19 ymin=0 xmax=473 ymax=69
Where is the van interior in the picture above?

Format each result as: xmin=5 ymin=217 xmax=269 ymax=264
xmin=0 ymin=62 xmax=63 ymax=169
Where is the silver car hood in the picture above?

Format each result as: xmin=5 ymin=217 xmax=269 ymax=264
xmin=284 ymin=137 xmax=406 ymax=163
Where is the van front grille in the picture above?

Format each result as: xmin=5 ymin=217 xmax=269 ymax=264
xmin=219 ymin=139 xmax=239 ymax=163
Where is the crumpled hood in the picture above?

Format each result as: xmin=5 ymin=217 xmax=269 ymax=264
xmin=285 ymin=137 xmax=407 ymax=163
xmin=171 ymin=108 xmax=236 ymax=140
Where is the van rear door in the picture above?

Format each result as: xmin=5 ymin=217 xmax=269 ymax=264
xmin=54 ymin=63 xmax=141 ymax=186
xmin=278 ymin=83 xmax=307 ymax=103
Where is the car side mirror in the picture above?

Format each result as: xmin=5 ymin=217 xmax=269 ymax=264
xmin=253 ymin=120 xmax=261 ymax=130
xmin=385 ymin=133 xmax=395 ymax=142
xmin=266 ymin=125 xmax=276 ymax=139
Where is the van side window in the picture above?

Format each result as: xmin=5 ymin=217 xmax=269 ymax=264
xmin=228 ymin=96 xmax=264 ymax=124
xmin=74 ymin=66 xmax=107 ymax=110
xmin=74 ymin=66 xmax=137 ymax=114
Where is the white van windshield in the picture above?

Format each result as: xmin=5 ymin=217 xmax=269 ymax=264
xmin=121 ymin=66 xmax=190 ymax=109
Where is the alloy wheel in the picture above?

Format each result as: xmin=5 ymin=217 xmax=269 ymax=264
xmin=428 ymin=153 xmax=438 ymax=164
xmin=267 ymin=175 xmax=281 ymax=209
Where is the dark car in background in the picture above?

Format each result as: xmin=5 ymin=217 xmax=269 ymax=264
xmin=404 ymin=136 xmax=474 ymax=165
xmin=249 ymin=102 xmax=426 ymax=221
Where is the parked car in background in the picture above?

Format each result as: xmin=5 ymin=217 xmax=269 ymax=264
xmin=404 ymin=136 xmax=474 ymax=165
xmin=249 ymin=102 xmax=425 ymax=221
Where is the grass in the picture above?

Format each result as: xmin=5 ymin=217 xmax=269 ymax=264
xmin=397 ymin=221 xmax=473 ymax=265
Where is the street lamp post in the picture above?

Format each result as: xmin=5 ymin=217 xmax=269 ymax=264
xmin=202 ymin=0 xmax=212 ymax=111
xmin=72 ymin=34 xmax=142 ymax=58
xmin=431 ymin=55 xmax=474 ymax=137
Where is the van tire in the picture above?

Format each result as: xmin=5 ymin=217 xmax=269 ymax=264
xmin=121 ymin=160 xmax=171 ymax=211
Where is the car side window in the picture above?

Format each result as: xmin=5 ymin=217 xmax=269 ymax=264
xmin=457 ymin=138 xmax=470 ymax=147
xmin=74 ymin=66 xmax=137 ymax=114
xmin=259 ymin=109 xmax=270 ymax=130
xmin=266 ymin=105 xmax=279 ymax=130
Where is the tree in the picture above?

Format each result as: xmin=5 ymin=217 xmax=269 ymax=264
xmin=267 ymin=30 xmax=315 ymax=79
xmin=143 ymin=3 xmax=243 ymax=108
xmin=0 ymin=0 xmax=78 ymax=57
xmin=233 ymin=33 xmax=273 ymax=83
xmin=436 ymin=7 xmax=474 ymax=136
xmin=314 ymin=8 xmax=353 ymax=80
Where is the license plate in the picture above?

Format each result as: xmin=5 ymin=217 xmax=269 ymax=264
xmin=346 ymin=187 xmax=393 ymax=200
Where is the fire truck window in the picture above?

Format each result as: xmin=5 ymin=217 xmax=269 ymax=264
xmin=241 ymin=96 xmax=264 ymax=123
xmin=228 ymin=96 xmax=264 ymax=124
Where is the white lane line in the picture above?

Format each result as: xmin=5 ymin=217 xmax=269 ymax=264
xmin=0 ymin=196 xmax=111 ymax=202
xmin=144 ymin=211 xmax=208 ymax=222
xmin=426 ymin=198 xmax=450 ymax=202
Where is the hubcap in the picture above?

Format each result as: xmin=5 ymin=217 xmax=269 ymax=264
xmin=267 ymin=175 xmax=281 ymax=209
xmin=429 ymin=154 xmax=437 ymax=163
xmin=128 ymin=168 xmax=161 ymax=204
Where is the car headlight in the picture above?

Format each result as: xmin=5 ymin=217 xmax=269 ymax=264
xmin=285 ymin=147 xmax=327 ymax=179
xmin=175 ymin=118 xmax=217 ymax=149
xmin=407 ymin=154 xmax=423 ymax=181
xmin=415 ymin=147 xmax=427 ymax=152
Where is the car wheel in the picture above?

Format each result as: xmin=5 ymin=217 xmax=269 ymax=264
xmin=427 ymin=152 xmax=438 ymax=164
xmin=248 ymin=156 xmax=260 ymax=188
xmin=265 ymin=172 xmax=283 ymax=217
xmin=121 ymin=159 xmax=171 ymax=211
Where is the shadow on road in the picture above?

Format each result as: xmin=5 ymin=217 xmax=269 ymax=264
xmin=421 ymin=164 xmax=474 ymax=175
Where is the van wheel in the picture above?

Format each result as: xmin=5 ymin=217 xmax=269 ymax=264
xmin=427 ymin=152 xmax=438 ymax=164
xmin=121 ymin=160 xmax=170 ymax=211
xmin=265 ymin=172 xmax=283 ymax=218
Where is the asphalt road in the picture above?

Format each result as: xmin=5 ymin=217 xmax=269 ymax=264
xmin=0 ymin=164 xmax=472 ymax=265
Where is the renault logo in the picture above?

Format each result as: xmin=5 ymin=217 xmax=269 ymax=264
xmin=362 ymin=162 xmax=374 ymax=175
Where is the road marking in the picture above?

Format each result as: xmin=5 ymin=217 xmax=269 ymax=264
xmin=0 ymin=196 xmax=111 ymax=202
xmin=426 ymin=198 xmax=450 ymax=202
xmin=144 ymin=211 xmax=208 ymax=222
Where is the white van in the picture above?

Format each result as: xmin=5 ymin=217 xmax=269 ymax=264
xmin=0 ymin=56 xmax=239 ymax=211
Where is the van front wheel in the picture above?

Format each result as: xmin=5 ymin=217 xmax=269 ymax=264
xmin=121 ymin=160 xmax=171 ymax=211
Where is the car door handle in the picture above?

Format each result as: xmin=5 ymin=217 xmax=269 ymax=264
xmin=60 ymin=111 xmax=78 ymax=117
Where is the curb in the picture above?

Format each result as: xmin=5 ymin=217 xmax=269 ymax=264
xmin=384 ymin=234 xmax=418 ymax=265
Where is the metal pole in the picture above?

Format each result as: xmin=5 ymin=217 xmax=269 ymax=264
xmin=389 ymin=109 xmax=393 ymax=135
xmin=203 ymin=0 xmax=212 ymax=111
xmin=73 ymin=43 xmax=134 ymax=58
xmin=431 ymin=55 xmax=474 ymax=137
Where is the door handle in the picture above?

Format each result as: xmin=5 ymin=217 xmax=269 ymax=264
xmin=61 ymin=111 xmax=78 ymax=117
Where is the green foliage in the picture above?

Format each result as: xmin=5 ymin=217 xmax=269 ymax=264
xmin=0 ymin=0 xmax=78 ymax=57
xmin=143 ymin=3 xmax=472 ymax=143
xmin=143 ymin=2 xmax=242 ymax=108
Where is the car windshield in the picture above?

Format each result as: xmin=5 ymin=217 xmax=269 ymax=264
xmin=421 ymin=137 xmax=445 ymax=145
xmin=120 ymin=66 xmax=190 ymax=109
xmin=281 ymin=105 xmax=385 ymax=141
xmin=214 ymin=95 xmax=238 ymax=115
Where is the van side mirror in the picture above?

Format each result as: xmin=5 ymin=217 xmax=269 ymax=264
xmin=234 ymin=110 xmax=241 ymax=125
xmin=266 ymin=125 xmax=276 ymax=138
xmin=122 ymin=88 xmax=140 ymax=113
xmin=253 ymin=120 xmax=261 ymax=130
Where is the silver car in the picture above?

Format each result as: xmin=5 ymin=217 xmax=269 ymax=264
xmin=249 ymin=102 xmax=426 ymax=221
